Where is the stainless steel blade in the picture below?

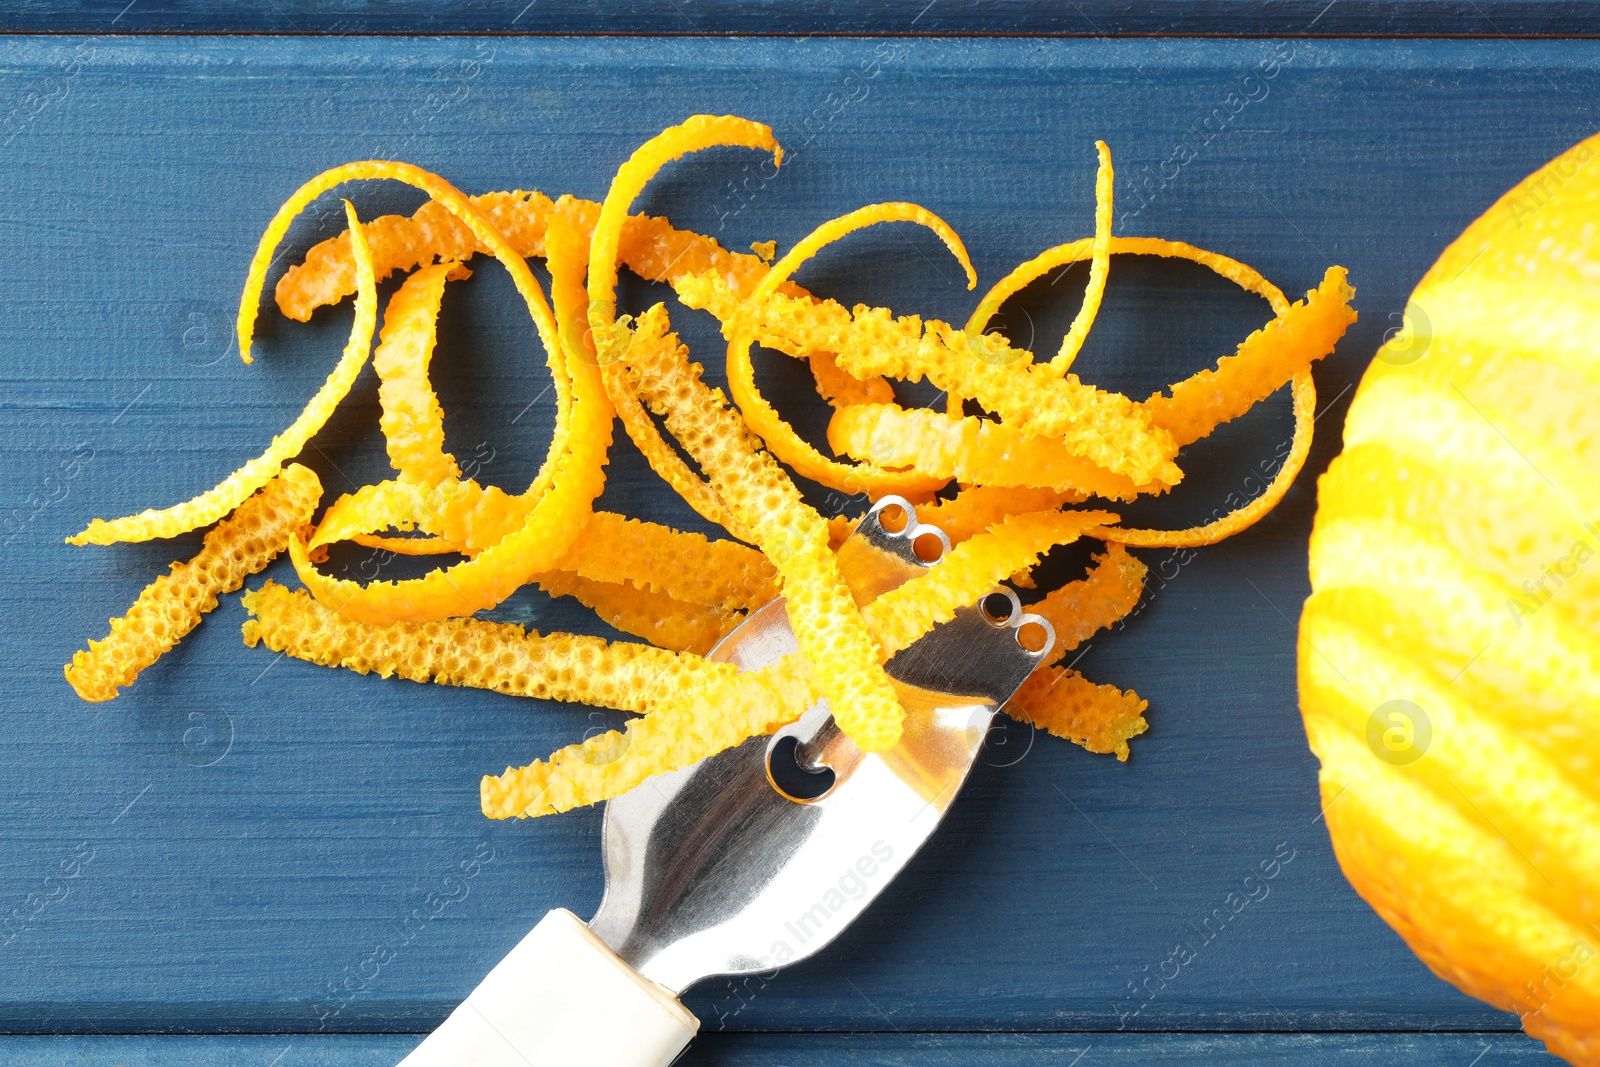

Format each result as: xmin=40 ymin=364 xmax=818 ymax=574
xmin=588 ymin=496 xmax=1053 ymax=994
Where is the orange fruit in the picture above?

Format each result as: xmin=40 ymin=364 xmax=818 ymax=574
xmin=1300 ymin=133 xmax=1600 ymax=1065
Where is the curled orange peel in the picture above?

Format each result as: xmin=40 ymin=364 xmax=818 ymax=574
xmin=581 ymin=118 xmax=781 ymax=529
xmin=724 ymin=202 xmax=973 ymax=497
xmin=586 ymin=114 xmax=782 ymax=365
xmin=828 ymin=403 xmax=1154 ymax=501
xmin=66 ymin=202 xmax=377 ymax=546
xmin=673 ymin=272 xmax=1180 ymax=486
xmin=374 ymin=261 xmax=470 ymax=486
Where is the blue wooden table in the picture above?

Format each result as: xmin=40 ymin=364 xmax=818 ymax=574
xmin=1 ymin=21 xmax=1593 ymax=1066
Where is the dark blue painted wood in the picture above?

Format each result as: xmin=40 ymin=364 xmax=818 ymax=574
xmin=6 ymin=1 xmax=1600 ymax=37
xmin=0 ymin=1032 xmax=1566 ymax=1064
xmin=0 ymin=34 xmax=1590 ymax=1049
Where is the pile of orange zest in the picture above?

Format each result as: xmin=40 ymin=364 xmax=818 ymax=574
xmin=72 ymin=114 xmax=1357 ymax=812
xmin=725 ymin=201 xmax=973 ymax=498
xmin=66 ymin=202 xmax=378 ymax=546
xmin=66 ymin=465 xmax=322 ymax=701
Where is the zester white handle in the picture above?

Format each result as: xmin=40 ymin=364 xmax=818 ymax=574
xmin=397 ymin=908 xmax=699 ymax=1067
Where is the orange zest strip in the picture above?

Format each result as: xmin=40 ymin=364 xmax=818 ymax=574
xmin=955 ymin=234 xmax=1291 ymax=416
xmin=480 ymin=654 xmax=813 ymax=817
xmin=244 ymin=578 xmax=807 ymax=818
xmin=672 ymin=271 xmax=1180 ymax=487
xmin=1103 ymin=369 xmax=1316 ymax=548
xmin=275 ymin=190 xmax=559 ymax=322
xmin=723 ymin=202 xmax=974 ymax=497
xmin=66 ymin=464 xmax=322 ymax=701
xmin=827 ymin=403 xmax=1158 ymax=501
xmin=1028 ymin=542 xmax=1147 ymax=660
xmin=374 ymin=260 xmax=470 ymax=486
xmin=581 ymin=116 xmax=784 ymax=530
xmin=67 ymin=202 xmax=377 ymax=546
xmin=579 ymin=117 xmax=779 ymax=528
xmin=618 ymin=303 xmax=907 ymax=751
xmin=1144 ymin=266 xmax=1355 ymax=446
xmin=1048 ymin=140 xmax=1115 ymax=374
xmin=537 ymin=571 xmax=743 ymax=656
xmin=586 ymin=114 xmax=781 ymax=364
xmin=862 ymin=508 xmax=1116 ymax=657
xmin=1006 ymin=666 xmax=1150 ymax=761
xmin=242 ymin=579 xmax=737 ymax=714
xmin=913 ymin=487 xmax=1082 ymax=543
xmin=551 ymin=510 xmax=777 ymax=613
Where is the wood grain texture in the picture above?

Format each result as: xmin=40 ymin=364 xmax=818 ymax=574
xmin=0 ymin=1032 xmax=1563 ymax=1065
xmin=5 ymin=1 xmax=1600 ymax=36
xmin=0 ymin=34 xmax=1592 ymax=1053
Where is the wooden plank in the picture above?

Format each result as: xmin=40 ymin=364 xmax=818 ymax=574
xmin=5 ymin=1 xmax=1600 ymax=36
xmin=0 ymin=1032 xmax=1564 ymax=1064
xmin=0 ymin=35 xmax=1589 ymax=1039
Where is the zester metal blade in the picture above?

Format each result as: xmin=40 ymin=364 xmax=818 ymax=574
xmin=587 ymin=496 xmax=1053 ymax=994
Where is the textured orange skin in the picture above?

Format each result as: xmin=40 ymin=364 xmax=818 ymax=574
xmin=66 ymin=465 xmax=322 ymax=701
xmin=1300 ymin=133 xmax=1600 ymax=1066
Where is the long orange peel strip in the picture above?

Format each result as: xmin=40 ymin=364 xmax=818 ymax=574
xmin=616 ymin=299 xmax=908 ymax=752
xmin=726 ymin=202 xmax=972 ymax=497
xmin=585 ymin=117 xmax=785 ymax=532
xmin=67 ymin=201 xmax=378 ymax=546
xmin=241 ymin=579 xmax=813 ymax=816
xmin=66 ymin=465 xmax=322 ymax=701
xmin=373 ymin=260 xmax=470 ymax=486
xmin=1044 ymin=139 xmax=1115 ymax=376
